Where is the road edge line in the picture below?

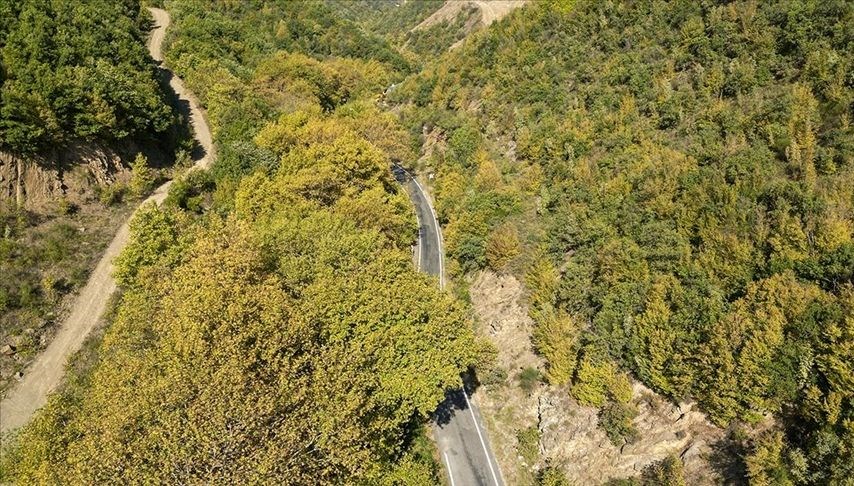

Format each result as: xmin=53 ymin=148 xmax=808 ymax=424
xmin=463 ymin=391 xmax=501 ymax=486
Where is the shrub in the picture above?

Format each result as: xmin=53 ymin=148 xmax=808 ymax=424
xmin=531 ymin=306 xmax=580 ymax=385
xmin=516 ymin=425 xmax=540 ymax=466
xmin=538 ymin=464 xmax=570 ymax=486
xmin=598 ymin=401 xmax=639 ymax=446
xmin=56 ymin=198 xmax=78 ymax=215
xmin=97 ymin=182 xmax=125 ymax=206
xmin=518 ymin=367 xmax=543 ymax=394
xmin=485 ymin=223 xmax=521 ymax=270
xmin=641 ymin=455 xmax=686 ymax=486
xmin=129 ymin=153 xmax=157 ymax=199
xmin=479 ymin=366 xmax=508 ymax=388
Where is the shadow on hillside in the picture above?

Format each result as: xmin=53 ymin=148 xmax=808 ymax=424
xmin=155 ymin=65 xmax=207 ymax=165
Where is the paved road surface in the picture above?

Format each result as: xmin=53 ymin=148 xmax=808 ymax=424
xmin=393 ymin=165 xmax=504 ymax=486
xmin=0 ymin=7 xmax=213 ymax=437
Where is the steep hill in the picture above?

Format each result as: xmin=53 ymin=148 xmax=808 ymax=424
xmin=391 ymin=0 xmax=854 ymax=482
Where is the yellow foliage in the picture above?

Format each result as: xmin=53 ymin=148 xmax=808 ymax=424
xmin=474 ymin=151 xmax=502 ymax=190
xmin=525 ymin=254 xmax=559 ymax=309
xmin=815 ymin=214 xmax=852 ymax=252
xmin=531 ymin=307 xmax=580 ymax=385
xmin=485 ymin=223 xmax=521 ymax=270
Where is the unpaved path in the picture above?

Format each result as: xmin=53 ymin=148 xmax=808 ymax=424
xmin=0 ymin=7 xmax=213 ymax=436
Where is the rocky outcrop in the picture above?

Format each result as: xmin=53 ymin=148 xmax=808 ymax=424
xmin=469 ymin=270 xmax=730 ymax=485
xmin=0 ymin=145 xmax=128 ymax=210
xmin=537 ymin=383 xmax=725 ymax=484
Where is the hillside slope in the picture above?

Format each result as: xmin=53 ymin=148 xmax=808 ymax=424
xmin=392 ymin=0 xmax=854 ymax=482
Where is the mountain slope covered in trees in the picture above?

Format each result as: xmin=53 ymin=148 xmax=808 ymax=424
xmin=1 ymin=1 xmax=487 ymax=483
xmin=3 ymin=0 xmax=853 ymax=484
xmin=391 ymin=0 xmax=854 ymax=482
xmin=0 ymin=0 xmax=173 ymax=153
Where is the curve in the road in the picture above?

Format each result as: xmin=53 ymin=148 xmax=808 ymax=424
xmin=0 ymin=7 xmax=214 ymax=437
xmin=393 ymin=164 xmax=504 ymax=486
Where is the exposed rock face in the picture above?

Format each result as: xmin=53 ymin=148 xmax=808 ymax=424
xmin=0 ymin=145 xmax=128 ymax=210
xmin=469 ymin=270 xmax=728 ymax=485
xmin=536 ymin=383 xmax=725 ymax=484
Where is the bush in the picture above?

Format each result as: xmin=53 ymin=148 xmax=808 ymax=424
xmin=56 ymin=198 xmax=78 ymax=215
xmin=531 ymin=306 xmax=579 ymax=385
xmin=129 ymin=153 xmax=157 ymax=199
xmin=641 ymin=455 xmax=685 ymax=486
xmin=97 ymin=182 xmax=125 ymax=206
xmin=479 ymin=366 xmax=508 ymax=388
xmin=538 ymin=464 xmax=570 ymax=486
xmin=518 ymin=367 xmax=543 ymax=394
xmin=485 ymin=223 xmax=521 ymax=270
xmin=598 ymin=401 xmax=639 ymax=446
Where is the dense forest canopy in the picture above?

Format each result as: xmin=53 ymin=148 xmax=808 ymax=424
xmin=391 ymin=0 xmax=854 ymax=482
xmin=0 ymin=0 xmax=172 ymax=152
xmin=1 ymin=0 xmax=486 ymax=483
xmin=2 ymin=0 xmax=853 ymax=483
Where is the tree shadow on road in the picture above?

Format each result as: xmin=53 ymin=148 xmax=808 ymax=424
xmin=434 ymin=388 xmax=469 ymax=426
xmin=434 ymin=371 xmax=485 ymax=427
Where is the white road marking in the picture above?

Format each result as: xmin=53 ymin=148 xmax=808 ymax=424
xmin=463 ymin=391 xmax=501 ymax=486
xmin=443 ymin=451 xmax=457 ymax=486
xmin=395 ymin=165 xmax=445 ymax=289
xmin=416 ymin=234 xmax=422 ymax=271
xmin=408 ymin=175 xmax=445 ymax=290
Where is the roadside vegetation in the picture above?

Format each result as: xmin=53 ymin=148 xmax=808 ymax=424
xmin=4 ymin=0 xmax=852 ymax=484
xmin=1 ymin=1 xmax=487 ymax=483
xmin=0 ymin=0 xmax=186 ymax=392
xmin=390 ymin=0 xmax=854 ymax=482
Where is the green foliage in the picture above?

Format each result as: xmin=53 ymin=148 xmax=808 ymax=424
xmin=530 ymin=306 xmax=579 ymax=385
xmin=0 ymin=2 xmax=489 ymax=478
xmin=598 ymin=401 xmax=639 ymax=446
xmin=641 ymin=455 xmax=686 ymax=486
xmin=746 ymin=431 xmax=794 ymax=486
xmin=516 ymin=425 xmax=541 ymax=466
xmin=129 ymin=153 xmax=157 ymax=198
xmin=405 ymin=4 xmax=481 ymax=59
xmin=165 ymin=169 xmax=215 ymax=212
xmin=96 ymin=183 xmax=126 ymax=206
xmin=538 ymin=465 xmax=570 ymax=486
xmin=518 ymin=367 xmax=543 ymax=394
xmin=395 ymin=0 xmax=854 ymax=481
xmin=571 ymin=350 xmax=632 ymax=407
xmin=112 ymin=204 xmax=190 ymax=288
xmin=485 ymin=223 xmax=521 ymax=270
xmin=0 ymin=0 xmax=172 ymax=153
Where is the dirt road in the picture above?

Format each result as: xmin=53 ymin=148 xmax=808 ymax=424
xmin=0 ymin=7 xmax=213 ymax=436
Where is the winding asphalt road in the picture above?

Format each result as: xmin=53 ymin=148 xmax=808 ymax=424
xmin=0 ymin=7 xmax=213 ymax=437
xmin=393 ymin=165 xmax=505 ymax=486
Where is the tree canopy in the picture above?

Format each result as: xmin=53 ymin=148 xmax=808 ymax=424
xmin=1 ymin=1 xmax=487 ymax=483
xmin=392 ymin=0 xmax=854 ymax=481
xmin=0 ymin=0 xmax=172 ymax=152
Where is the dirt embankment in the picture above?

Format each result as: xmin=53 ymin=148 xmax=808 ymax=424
xmin=470 ymin=270 xmax=732 ymax=485
xmin=1 ymin=147 xmax=122 ymax=209
xmin=413 ymin=1 xmax=527 ymax=31
xmin=411 ymin=0 xmax=527 ymax=51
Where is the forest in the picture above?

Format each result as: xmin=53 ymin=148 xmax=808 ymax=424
xmin=2 ymin=0 xmax=853 ymax=484
xmin=390 ymin=0 xmax=854 ymax=483
xmin=1 ymin=0 xmax=487 ymax=483
xmin=0 ymin=0 xmax=173 ymax=153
